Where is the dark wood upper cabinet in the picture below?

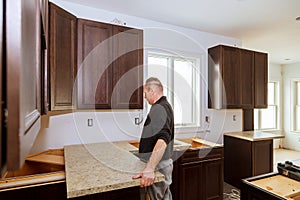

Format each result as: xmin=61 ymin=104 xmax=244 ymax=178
xmin=76 ymin=19 xmax=143 ymax=109
xmin=77 ymin=19 xmax=113 ymax=109
xmin=112 ymin=26 xmax=143 ymax=109
xmin=208 ymin=45 xmax=267 ymax=109
xmin=49 ymin=3 xmax=77 ymax=111
xmin=48 ymin=4 xmax=143 ymax=110
xmin=254 ymin=52 xmax=268 ymax=108
xmin=5 ymin=0 xmax=42 ymax=171
xmin=240 ymin=49 xmax=254 ymax=109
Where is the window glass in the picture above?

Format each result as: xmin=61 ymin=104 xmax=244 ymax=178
xmin=260 ymin=106 xmax=277 ymax=129
xmin=148 ymin=53 xmax=200 ymax=127
xmin=268 ymin=82 xmax=275 ymax=105
xmin=296 ymin=106 xmax=300 ymax=131
xmin=297 ymin=82 xmax=300 ymax=105
xmin=174 ymin=59 xmax=194 ymax=125
xmin=254 ymin=81 xmax=279 ymax=130
xmin=147 ymin=56 xmax=169 ymax=93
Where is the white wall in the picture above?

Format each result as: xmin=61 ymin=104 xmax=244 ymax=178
xmin=282 ymin=62 xmax=300 ymax=151
xmin=30 ymin=1 xmax=243 ymax=154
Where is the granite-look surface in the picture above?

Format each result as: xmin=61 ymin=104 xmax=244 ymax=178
xmin=64 ymin=142 xmax=165 ymax=198
xmin=224 ymin=131 xmax=284 ymax=141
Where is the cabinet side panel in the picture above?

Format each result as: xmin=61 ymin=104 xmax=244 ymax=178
xmin=224 ymin=136 xmax=252 ymax=188
xmin=208 ymin=46 xmax=222 ymax=109
xmin=253 ymin=140 xmax=273 ymax=175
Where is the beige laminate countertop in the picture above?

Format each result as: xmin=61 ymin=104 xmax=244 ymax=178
xmin=224 ymin=131 xmax=284 ymax=141
xmin=64 ymin=141 xmax=165 ymax=198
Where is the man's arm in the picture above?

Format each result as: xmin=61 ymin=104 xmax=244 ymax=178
xmin=132 ymin=139 xmax=167 ymax=187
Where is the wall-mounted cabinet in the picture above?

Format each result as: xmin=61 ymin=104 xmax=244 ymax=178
xmin=49 ymin=4 xmax=143 ymax=111
xmin=77 ymin=19 xmax=143 ymax=109
xmin=208 ymin=45 xmax=268 ymax=109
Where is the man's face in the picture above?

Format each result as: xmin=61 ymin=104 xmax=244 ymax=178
xmin=144 ymin=85 xmax=153 ymax=105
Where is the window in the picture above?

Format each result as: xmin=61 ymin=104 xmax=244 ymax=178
xmin=254 ymin=82 xmax=280 ymax=130
xmin=147 ymin=53 xmax=200 ymax=127
xmin=293 ymin=81 xmax=300 ymax=131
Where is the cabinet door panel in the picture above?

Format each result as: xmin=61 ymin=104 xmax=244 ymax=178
xmin=77 ymin=19 xmax=113 ymax=109
xmin=112 ymin=26 xmax=143 ymax=109
xmin=0 ymin=0 xmax=4 ymax=176
xmin=179 ymin=163 xmax=203 ymax=200
xmin=222 ymin=46 xmax=240 ymax=108
xmin=240 ymin=49 xmax=254 ymax=108
xmin=49 ymin=3 xmax=77 ymax=110
xmin=203 ymin=158 xmax=223 ymax=200
xmin=6 ymin=0 xmax=41 ymax=170
xmin=254 ymin=52 xmax=268 ymax=108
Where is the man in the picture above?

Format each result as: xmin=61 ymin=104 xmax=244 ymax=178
xmin=133 ymin=77 xmax=174 ymax=200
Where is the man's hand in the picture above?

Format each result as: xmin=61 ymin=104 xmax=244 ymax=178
xmin=132 ymin=167 xmax=155 ymax=187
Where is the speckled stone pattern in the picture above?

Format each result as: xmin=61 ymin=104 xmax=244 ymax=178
xmin=224 ymin=131 xmax=284 ymax=141
xmin=64 ymin=142 xmax=165 ymax=198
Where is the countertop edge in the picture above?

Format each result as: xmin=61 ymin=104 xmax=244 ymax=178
xmin=224 ymin=131 xmax=285 ymax=141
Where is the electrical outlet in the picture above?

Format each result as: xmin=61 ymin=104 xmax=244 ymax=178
xmin=135 ymin=117 xmax=139 ymax=125
xmin=87 ymin=119 xmax=93 ymax=127
xmin=205 ymin=116 xmax=210 ymax=123
xmin=233 ymin=115 xmax=236 ymax=121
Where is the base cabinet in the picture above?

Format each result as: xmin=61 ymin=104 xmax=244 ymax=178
xmin=172 ymin=147 xmax=224 ymax=200
xmin=224 ymin=136 xmax=273 ymax=189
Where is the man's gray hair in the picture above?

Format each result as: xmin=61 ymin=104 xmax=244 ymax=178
xmin=145 ymin=77 xmax=163 ymax=92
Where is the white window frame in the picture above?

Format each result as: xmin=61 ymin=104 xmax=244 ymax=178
xmin=146 ymin=50 xmax=204 ymax=130
xmin=291 ymin=79 xmax=300 ymax=132
xmin=255 ymin=81 xmax=281 ymax=131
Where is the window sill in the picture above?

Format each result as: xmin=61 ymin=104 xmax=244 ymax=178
xmin=175 ymin=126 xmax=205 ymax=134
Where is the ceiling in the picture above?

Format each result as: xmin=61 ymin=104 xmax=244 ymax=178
xmin=61 ymin=0 xmax=300 ymax=65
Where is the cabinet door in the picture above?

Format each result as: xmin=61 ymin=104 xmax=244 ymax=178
xmin=240 ymin=49 xmax=254 ymax=108
xmin=254 ymin=52 xmax=268 ymax=108
xmin=179 ymin=162 xmax=203 ymax=200
xmin=49 ymin=3 xmax=77 ymax=110
xmin=77 ymin=19 xmax=113 ymax=109
xmin=112 ymin=26 xmax=143 ymax=109
xmin=222 ymin=46 xmax=241 ymax=108
xmin=0 ymin=181 xmax=66 ymax=200
xmin=6 ymin=0 xmax=41 ymax=170
xmin=202 ymin=158 xmax=223 ymax=200
xmin=0 ymin=0 xmax=4 ymax=176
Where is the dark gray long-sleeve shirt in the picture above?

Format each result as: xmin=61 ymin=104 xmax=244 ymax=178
xmin=139 ymin=96 xmax=174 ymax=161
